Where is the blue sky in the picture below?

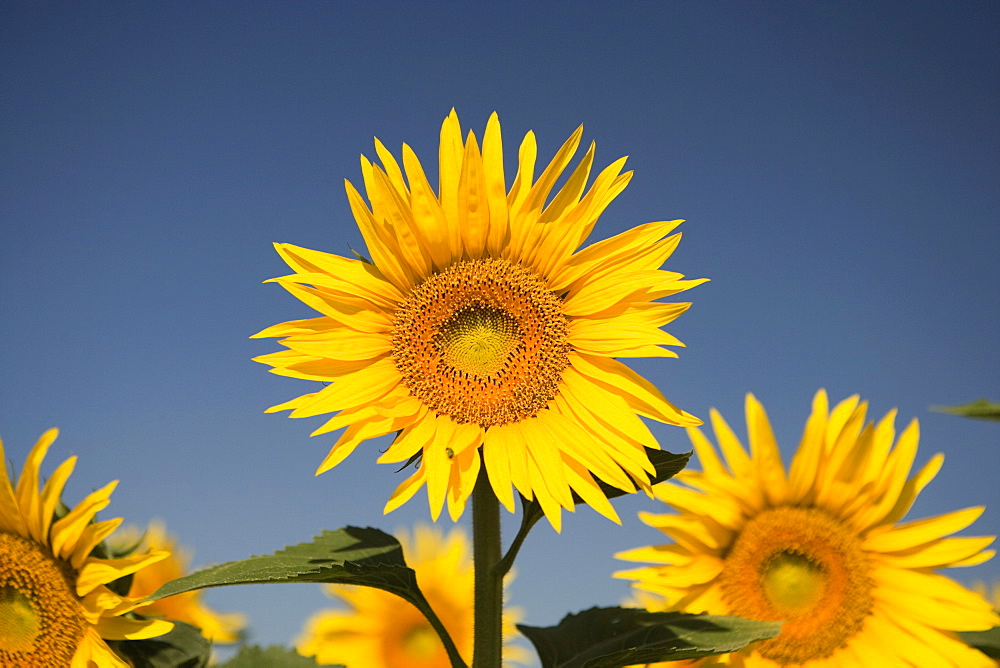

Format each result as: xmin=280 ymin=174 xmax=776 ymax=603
xmin=2 ymin=1 xmax=998 ymax=663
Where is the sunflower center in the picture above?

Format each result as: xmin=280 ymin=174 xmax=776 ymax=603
xmin=717 ymin=506 xmax=874 ymax=664
xmin=392 ymin=258 xmax=570 ymax=426
xmin=0 ymin=586 xmax=38 ymax=652
xmin=439 ymin=305 xmax=522 ymax=377
xmin=0 ymin=531 xmax=87 ymax=665
xmin=402 ymin=624 xmax=441 ymax=659
xmin=762 ymin=551 xmax=826 ymax=614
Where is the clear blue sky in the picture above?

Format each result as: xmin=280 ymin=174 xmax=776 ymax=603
xmin=2 ymin=2 xmax=998 ymax=663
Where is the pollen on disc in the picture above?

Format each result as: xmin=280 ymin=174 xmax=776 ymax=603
xmin=392 ymin=258 xmax=570 ymax=426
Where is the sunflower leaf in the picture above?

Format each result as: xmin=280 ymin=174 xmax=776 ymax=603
xmin=930 ymin=399 xmax=1000 ymax=422
xmin=145 ymin=527 xmax=419 ymax=605
xmin=144 ymin=527 xmax=466 ymax=668
xmin=517 ymin=606 xmax=781 ymax=668
xmin=111 ymin=620 xmax=212 ymax=668
xmin=217 ymin=644 xmax=343 ymax=667
xmin=959 ymin=626 xmax=1000 ymax=659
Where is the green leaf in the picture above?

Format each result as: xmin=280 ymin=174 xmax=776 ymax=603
xmin=930 ymin=399 xmax=1000 ymax=422
xmin=145 ymin=527 xmax=468 ymax=668
xmin=146 ymin=527 xmax=420 ymax=605
xmin=959 ymin=626 xmax=1000 ymax=659
xmin=499 ymin=450 xmax=690 ymax=575
xmin=517 ymin=606 xmax=781 ymax=668
xmin=217 ymin=645 xmax=344 ymax=667
xmin=111 ymin=620 xmax=212 ymax=668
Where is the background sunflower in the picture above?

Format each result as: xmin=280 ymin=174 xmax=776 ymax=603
xmin=617 ymin=391 xmax=1000 ymax=667
xmin=0 ymin=431 xmax=173 ymax=667
xmin=296 ymin=525 xmax=529 ymax=667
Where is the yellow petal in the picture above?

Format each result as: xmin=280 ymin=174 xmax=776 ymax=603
xmin=315 ymin=418 xmax=395 ymax=475
xmin=369 ymin=166 xmax=433 ymax=279
xmin=72 ymin=628 xmax=130 ymax=668
xmin=438 ymin=109 xmax=465 ymax=261
xmin=271 ymin=243 xmax=403 ymax=307
xmin=96 ymin=614 xmax=175 ymax=640
xmin=875 ymin=535 xmax=996 ymax=569
xmin=77 ymin=550 xmax=170 ymax=597
xmin=506 ymin=130 xmax=537 ymax=220
xmin=481 ymin=112 xmax=509 ymax=256
xmin=280 ymin=331 xmax=393 ymax=362
xmin=39 ymin=452 xmax=76 ymax=545
xmin=0 ymin=437 xmax=27 ymax=536
xmin=539 ymin=406 xmax=635 ymax=493
xmin=745 ymin=394 xmax=789 ymax=505
xmin=344 ymin=178 xmax=415 ymax=291
xmin=787 ymin=389 xmax=829 ymax=501
xmin=402 ymin=143 xmax=453 ymax=271
xmin=16 ymin=427 xmax=59 ymax=544
xmin=551 ymin=219 xmax=681 ymax=291
xmin=557 ymin=373 xmax=656 ymax=472
xmin=873 ymin=567 xmax=1000 ymax=630
xmin=527 ymin=454 xmax=564 ymax=532
xmin=376 ymin=408 xmax=435 ymax=464
xmin=70 ymin=518 xmax=123 ymax=571
xmin=384 ymin=465 xmax=426 ymax=515
xmin=373 ymin=136 xmax=408 ymax=198
xmin=289 ymin=358 xmax=401 ymax=418
xmin=864 ymin=506 xmax=985 ymax=552
xmin=513 ymin=124 xmax=583 ymax=231
xmin=563 ymin=270 xmax=685 ymax=317
xmin=562 ymin=458 xmax=621 ymax=524
xmin=458 ymin=130 xmax=489 ymax=259
xmin=482 ymin=426 xmax=517 ymax=512
xmin=447 ymin=442 xmax=482 ymax=521
xmin=518 ymin=416 xmax=573 ymax=509
xmin=51 ymin=481 xmax=117 ymax=561
xmin=271 ymin=281 xmax=392 ymax=333
xmin=425 ymin=416 xmax=453 ymax=521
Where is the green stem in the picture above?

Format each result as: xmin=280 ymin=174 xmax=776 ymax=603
xmin=472 ymin=466 xmax=503 ymax=668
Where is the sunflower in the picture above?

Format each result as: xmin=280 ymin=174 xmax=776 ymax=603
xmin=295 ymin=524 xmax=530 ymax=667
xmin=0 ymin=429 xmax=173 ymax=667
xmin=116 ymin=520 xmax=246 ymax=644
xmin=254 ymin=110 xmax=704 ymax=528
xmin=972 ymin=580 xmax=1000 ymax=611
xmin=616 ymin=390 xmax=1000 ymax=667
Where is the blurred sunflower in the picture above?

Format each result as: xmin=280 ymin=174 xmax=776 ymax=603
xmin=0 ymin=429 xmax=173 ymax=667
xmin=616 ymin=390 xmax=1000 ymax=667
xmin=296 ymin=524 xmax=529 ymax=667
xmin=254 ymin=110 xmax=704 ymax=528
xmin=116 ymin=520 xmax=246 ymax=644
xmin=972 ymin=580 xmax=1000 ymax=611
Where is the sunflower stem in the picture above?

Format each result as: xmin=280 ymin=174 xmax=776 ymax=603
xmin=472 ymin=467 xmax=503 ymax=668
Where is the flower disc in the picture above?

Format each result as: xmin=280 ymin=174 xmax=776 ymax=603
xmin=392 ymin=258 xmax=570 ymax=427
xmin=718 ymin=506 xmax=874 ymax=663
xmin=0 ymin=532 xmax=85 ymax=665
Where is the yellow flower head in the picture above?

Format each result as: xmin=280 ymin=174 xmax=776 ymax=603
xmin=295 ymin=524 xmax=529 ymax=667
xmin=0 ymin=429 xmax=173 ymax=667
xmin=616 ymin=390 xmax=1000 ymax=667
xmin=254 ymin=110 xmax=705 ymax=528
xmin=971 ymin=580 xmax=1000 ymax=610
xmin=116 ymin=520 xmax=247 ymax=644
